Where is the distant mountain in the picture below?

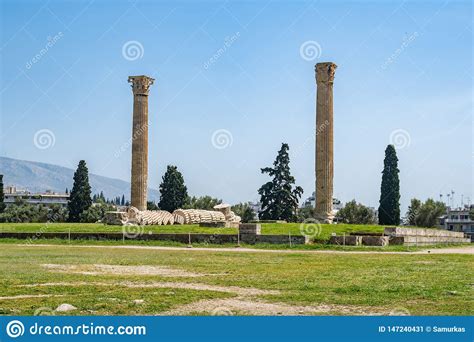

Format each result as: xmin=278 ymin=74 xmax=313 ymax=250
xmin=0 ymin=156 xmax=160 ymax=202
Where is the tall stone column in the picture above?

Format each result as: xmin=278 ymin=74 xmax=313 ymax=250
xmin=315 ymin=62 xmax=337 ymax=223
xmin=128 ymin=75 xmax=154 ymax=211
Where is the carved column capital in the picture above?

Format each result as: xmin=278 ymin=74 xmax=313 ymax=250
xmin=315 ymin=62 xmax=337 ymax=84
xmin=128 ymin=75 xmax=155 ymax=95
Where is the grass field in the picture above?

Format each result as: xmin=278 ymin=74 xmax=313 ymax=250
xmin=0 ymin=244 xmax=472 ymax=316
xmin=0 ymin=222 xmax=386 ymax=241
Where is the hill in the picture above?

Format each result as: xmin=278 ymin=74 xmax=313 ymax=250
xmin=0 ymin=156 xmax=160 ymax=202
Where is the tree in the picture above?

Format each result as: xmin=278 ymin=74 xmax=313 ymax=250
xmin=405 ymin=198 xmax=446 ymax=228
xmin=378 ymin=145 xmax=400 ymax=225
xmin=67 ymin=160 xmax=92 ymax=222
xmin=47 ymin=204 xmax=68 ymax=223
xmin=184 ymin=196 xmax=222 ymax=210
xmin=121 ymin=194 xmax=125 ymax=206
xmin=0 ymin=175 xmax=5 ymax=214
xmin=147 ymin=201 xmax=159 ymax=210
xmin=258 ymin=143 xmax=303 ymax=222
xmin=79 ymin=203 xmax=114 ymax=223
xmin=231 ymin=202 xmax=255 ymax=223
xmin=406 ymin=198 xmax=421 ymax=226
xmin=0 ymin=200 xmax=68 ymax=223
xmin=335 ymin=200 xmax=377 ymax=224
xmin=158 ymin=165 xmax=188 ymax=212
xmin=297 ymin=206 xmax=316 ymax=222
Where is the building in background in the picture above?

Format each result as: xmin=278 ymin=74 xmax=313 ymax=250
xmin=248 ymin=201 xmax=262 ymax=217
xmin=439 ymin=205 xmax=474 ymax=241
xmin=302 ymin=192 xmax=343 ymax=213
xmin=3 ymin=186 xmax=69 ymax=207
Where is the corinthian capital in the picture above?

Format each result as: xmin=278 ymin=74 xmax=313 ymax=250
xmin=128 ymin=75 xmax=155 ymax=95
xmin=315 ymin=62 xmax=337 ymax=84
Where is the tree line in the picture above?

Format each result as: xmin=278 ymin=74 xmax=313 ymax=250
xmin=0 ymin=143 xmax=451 ymax=227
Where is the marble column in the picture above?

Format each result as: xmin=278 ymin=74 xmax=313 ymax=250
xmin=128 ymin=75 xmax=154 ymax=211
xmin=315 ymin=63 xmax=337 ymax=223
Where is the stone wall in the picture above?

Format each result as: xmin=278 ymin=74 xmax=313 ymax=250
xmin=384 ymin=227 xmax=465 ymax=238
xmin=0 ymin=231 xmax=306 ymax=245
xmin=328 ymin=235 xmax=362 ymax=246
xmin=384 ymin=227 xmax=470 ymax=246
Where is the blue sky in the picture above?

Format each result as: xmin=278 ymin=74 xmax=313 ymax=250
xmin=0 ymin=0 xmax=472 ymax=212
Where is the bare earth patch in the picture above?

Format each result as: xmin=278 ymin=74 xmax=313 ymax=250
xmin=41 ymin=264 xmax=203 ymax=277
xmin=20 ymin=281 xmax=279 ymax=296
xmin=16 ymin=282 xmax=382 ymax=315
xmin=0 ymin=294 xmax=64 ymax=300
xmin=160 ymin=298 xmax=385 ymax=316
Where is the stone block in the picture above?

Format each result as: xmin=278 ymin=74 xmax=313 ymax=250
xmin=384 ymin=227 xmax=465 ymax=238
xmin=361 ymin=236 xmax=389 ymax=246
xmin=199 ymin=222 xmax=240 ymax=228
xmin=103 ymin=211 xmax=128 ymax=225
xmin=328 ymin=235 xmax=362 ymax=246
xmin=239 ymin=223 xmax=261 ymax=235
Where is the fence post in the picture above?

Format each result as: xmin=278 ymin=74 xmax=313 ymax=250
xmin=187 ymin=233 xmax=192 ymax=248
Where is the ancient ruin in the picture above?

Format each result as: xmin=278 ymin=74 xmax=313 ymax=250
xmin=104 ymin=204 xmax=241 ymax=226
xmin=315 ymin=62 xmax=337 ymax=223
xmin=103 ymin=75 xmax=242 ymax=227
xmin=129 ymin=75 xmax=154 ymax=211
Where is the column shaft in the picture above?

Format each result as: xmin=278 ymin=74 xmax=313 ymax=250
xmin=315 ymin=63 xmax=337 ymax=223
xmin=128 ymin=76 xmax=154 ymax=211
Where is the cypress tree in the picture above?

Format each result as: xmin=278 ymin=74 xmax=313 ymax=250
xmin=158 ymin=165 xmax=188 ymax=212
xmin=258 ymin=143 xmax=303 ymax=222
xmin=68 ymin=160 xmax=92 ymax=222
xmin=0 ymin=175 xmax=5 ymax=213
xmin=121 ymin=194 xmax=125 ymax=206
xmin=378 ymin=145 xmax=400 ymax=225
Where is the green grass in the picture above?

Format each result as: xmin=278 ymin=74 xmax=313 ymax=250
xmin=0 ymin=244 xmax=472 ymax=316
xmin=0 ymin=237 xmax=468 ymax=252
xmin=0 ymin=222 xmax=386 ymax=241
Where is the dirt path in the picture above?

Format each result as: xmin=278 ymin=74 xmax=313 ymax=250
xmin=18 ymin=244 xmax=474 ymax=255
xmin=41 ymin=263 xmax=205 ymax=277
xmin=21 ymin=281 xmax=280 ymax=296
xmin=159 ymin=298 xmax=386 ymax=316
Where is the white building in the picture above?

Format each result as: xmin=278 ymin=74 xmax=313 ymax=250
xmin=4 ymin=186 xmax=69 ymax=207
xmin=302 ymin=192 xmax=343 ymax=212
xmin=439 ymin=206 xmax=474 ymax=241
xmin=248 ymin=201 xmax=261 ymax=216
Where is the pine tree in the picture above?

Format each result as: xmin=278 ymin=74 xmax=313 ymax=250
xmin=378 ymin=145 xmax=400 ymax=225
xmin=258 ymin=143 xmax=303 ymax=222
xmin=0 ymin=175 xmax=5 ymax=213
xmin=158 ymin=165 xmax=188 ymax=212
xmin=68 ymin=160 xmax=92 ymax=222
